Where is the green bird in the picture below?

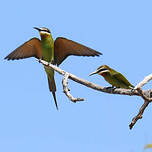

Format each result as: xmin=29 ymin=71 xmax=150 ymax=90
xmin=5 ymin=27 xmax=102 ymax=109
xmin=89 ymin=65 xmax=134 ymax=89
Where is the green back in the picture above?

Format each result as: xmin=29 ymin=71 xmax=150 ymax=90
xmin=103 ymin=68 xmax=134 ymax=89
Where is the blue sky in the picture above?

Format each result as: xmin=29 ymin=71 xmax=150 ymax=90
xmin=1 ymin=0 xmax=152 ymax=151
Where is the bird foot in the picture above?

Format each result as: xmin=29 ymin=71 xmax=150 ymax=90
xmin=130 ymin=88 xmax=136 ymax=93
xmin=105 ymin=86 xmax=116 ymax=90
xmin=38 ymin=59 xmax=41 ymax=63
xmin=47 ymin=62 xmax=51 ymax=66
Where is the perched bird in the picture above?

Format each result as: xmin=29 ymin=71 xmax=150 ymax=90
xmin=89 ymin=65 xmax=134 ymax=89
xmin=5 ymin=27 xmax=102 ymax=109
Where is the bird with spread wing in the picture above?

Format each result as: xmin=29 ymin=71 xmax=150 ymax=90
xmin=5 ymin=27 xmax=102 ymax=109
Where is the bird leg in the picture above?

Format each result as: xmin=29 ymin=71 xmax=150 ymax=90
xmin=38 ymin=59 xmax=41 ymax=63
xmin=130 ymin=88 xmax=137 ymax=95
xmin=105 ymin=86 xmax=116 ymax=90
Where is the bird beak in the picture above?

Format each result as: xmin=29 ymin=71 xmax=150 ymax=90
xmin=33 ymin=27 xmax=41 ymax=31
xmin=89 ymin=70 xmax=98 ymax=76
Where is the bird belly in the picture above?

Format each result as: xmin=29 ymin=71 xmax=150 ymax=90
xmin=103 ymin=75 xmax=118 ymax=87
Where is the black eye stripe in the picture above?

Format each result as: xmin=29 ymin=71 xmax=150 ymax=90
xmin=98 ymin=68 xmax=107 ymax=73
xmin=41 ymin=29 xmax=50 ymax=33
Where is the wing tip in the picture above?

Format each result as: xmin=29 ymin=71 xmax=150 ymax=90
xmin=4 ymin=56 xmax=20 ymax=61
xmin=88 ymin=51 xmax=103 ymax=57
xmin=4 ymin=56 xmax=11 ymax=60
xmin=4 ymin=57 xmax=7 ymax=60
xmin=4 ymin=53 xmax=15 ymax=60
xmin=96 ymin=51 xmax=103 ymax=56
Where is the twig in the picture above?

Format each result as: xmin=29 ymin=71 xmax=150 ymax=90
xmin=134 ymin=74 xmax=152 ymax=89
xmin=62 ymin=73 xmax=84 ymax=102
xmin=129 ymin=100 xmax=150 ymax=129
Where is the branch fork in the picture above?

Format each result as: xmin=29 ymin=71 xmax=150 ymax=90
xmin=62 ymin=73 xmax=84 ymax=102
xmin=129 ymin=74 xmax=152 ymax=129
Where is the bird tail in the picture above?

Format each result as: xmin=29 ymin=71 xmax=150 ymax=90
xmin=47 ymin=75 xmax=58 ymax=110
xmin=129 ymin=84 xmax=135 ymax=89
xmin=45 ymin=66 xmax=58 ymax=110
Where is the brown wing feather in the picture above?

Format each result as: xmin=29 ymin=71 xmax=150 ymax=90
xmin=4 ymin=38 xmax=42 ymax=60
xmin=54 ymin=37 xmax=102 ymax=66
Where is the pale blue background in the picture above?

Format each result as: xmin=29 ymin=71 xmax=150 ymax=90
xmin=1 ymin=0 xmax=152 ymax=151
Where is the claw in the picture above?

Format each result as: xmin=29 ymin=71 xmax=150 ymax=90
xmin=105 ymin=86 xmax=116 ymax=90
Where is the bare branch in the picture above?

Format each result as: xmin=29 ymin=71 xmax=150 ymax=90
xmin=37 ymin=59 xmax=144 ymax=97
xmin=135 ymin=74 xmax=152 ymax=89
xmin=129 ymin=100 xmax=150 ymax=129
xmin=62 ymin=73 xmax=84 ymax=102
xmin=136 ymin=87 xmax=152 ymax=102
xmin=128 ymin=75 xmax=152 ymax=129
xmin=37 ymin=59 xmax=152 ymax=129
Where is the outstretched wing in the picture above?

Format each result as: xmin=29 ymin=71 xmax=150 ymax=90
xmin=54 ymin=37 xmax=102 ymax=66
xmin=4 ymin=38 xmax=42 ymax=60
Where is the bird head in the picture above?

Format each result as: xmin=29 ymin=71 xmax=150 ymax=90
xmin=89 ymin=65 xmax=110 ymax=76
xmin=33 ymin=27 xmax=51 ymax=38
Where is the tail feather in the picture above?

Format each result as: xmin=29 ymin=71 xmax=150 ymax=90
xmin=52 ymin=92 xmax=58 ymax=110
xmin=47 ymin=76 xmax=58 ymax=110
